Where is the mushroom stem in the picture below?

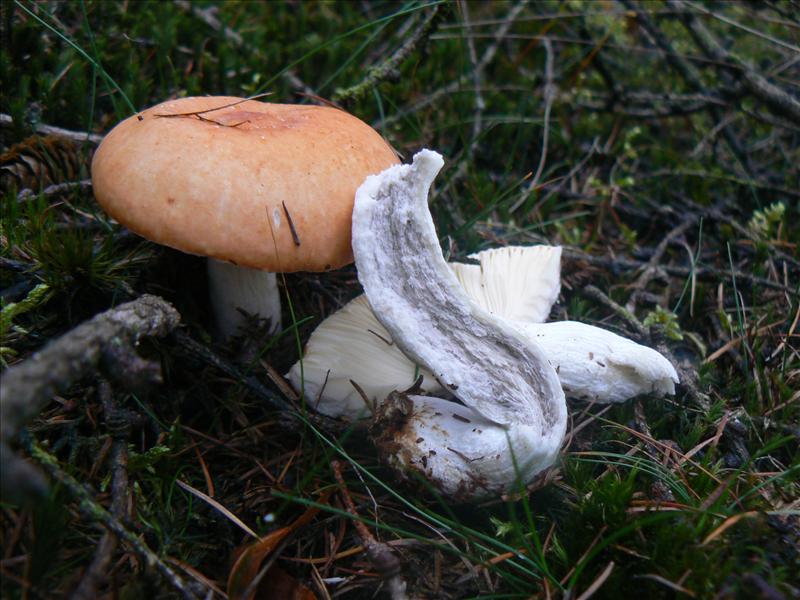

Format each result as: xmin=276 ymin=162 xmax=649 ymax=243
xmin=352 ymin=150 xmax=566 ymax=500
xmin=207 ymin=259 xmax=281 ymax=337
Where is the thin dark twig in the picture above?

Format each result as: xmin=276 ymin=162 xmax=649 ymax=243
xmin=559 ymin=246 xmax=797 ymax=295
xmin=511 ymin=38 xmax=556 ymax=213
xmin=331 ymin=460 xmax=407 ymax=600
xmin=1 ymin=295 xmax=179 ymax=500
xmin=0 ymin=295 xmax=179 ymax=441
xmin=0 ymin=112 xmax=103 ymax=145
xmin=69 ymin=381 xmax=131 ymax=600
xmin=619 ymin=0 xmax=755 ymax=176
xmin=461 ymin=0 xmax=485 ymax=159
xmin=582 ymin=285 xmax=709 ymax=409
xmin=282 ymin=201 xmax=302 ymax=247
xmin=152 ymin=92 xmax=273 ymax=119
xmin=379 ymin=0 xmax=530 ymax=128
xmin=173 ymin=331 xmax=347 ymax=434
xmin=16 ymin=179 xmax=93 ymax=202
xmin=670 ymin=0 xmax=800 ymax=126
xmin=172 ymin=330 xmax=292 ymax=413
xmin=625 ymin=219 xmax=695 ymax=313
xmin=683 ymin=0 xmax=800 ymax=54
xmin=172 ymin=0 xmax=315 ymax=96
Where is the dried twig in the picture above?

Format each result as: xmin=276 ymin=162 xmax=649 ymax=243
xmin=672 ymin=0 xmax=800 ymax=125
xmin=29 ymin=440 xmax=205 ymax=600
xmin=331 ymin=460 xmax=408 ymax=600
xmin=16 ymin=179 xmax=92 ymax=202
xmin=69 ymin=381 xmax=132 ymax=600
xmin=0 ymin=295 xmax=178 ymax=440
xmin=582 ymin=284 xmax=710 ymax=409
xmin=0 ymin=113 xmax=104 ymax=145
xmin=511 ymin=37 xmax=556 ymax=213
xmin=625 ymin=219 xmax=695 ymax=313
xmin=172 ymin=330 xmax=291 ymax=414
xmin=0 ymin=295 xmax=180 ymax=499
xmin=620 ymin=0 xmax=754 ymax=176
xmin=333 ymin=4 xmax=445 ymax=104
xmin=561 ymin=247 xmax=796 ymax=295
xmin=174 ymin=330 xmax=348 ymax=435
xmin=172 ymin=0 xmax=316 ymax=97
xmin=379 ymin=0 xmax=530 ymax=128
xmin=460 ymin=0 xmax=485 ymax=160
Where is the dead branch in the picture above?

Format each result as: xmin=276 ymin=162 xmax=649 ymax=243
xmin=379 ymin=0 xmax=531 ymax=128
xmin=620 ymin=0 xmax=755 ymax=176
xmin=173 ymin=330 xmax=291 ymax=413
xmin=29 ymin=440 xmax=205 ymax=600
xmin=173 ymin=330 xmax=349 ymax=436
xmin=172 ymin=0 xmax=316 ymax=98
xmin=671 ymin=0 xmax=800 ymax=126
xmin=0 ymin=295 xmax=180 ymax=499
xmin=625 ymin=219 xmax=695 ymax=314
xmin=0 ymin=112 xmax=103 ymax=145
xmin=511 ymin=37 xmax=556 ymax=213
xmin=69 ymin=381 xmax=131 ymax=600
xmin=0 ymin=294 xmax=179 ymax=440
xmin=331 ymin=460 xmax=407 ymax=600
xmin=16 ymin=179 xmax=93 ymax=202
xmin=333 ymin=4 xmax=445 ymax=104
xmin=561 ymin=247 xmax=796 ymax=295
xmin=582 ymin=284 xmax=710 ymax=409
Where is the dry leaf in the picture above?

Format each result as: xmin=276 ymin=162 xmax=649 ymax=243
xmin=227 ymin=493 xmax=329 ymax=600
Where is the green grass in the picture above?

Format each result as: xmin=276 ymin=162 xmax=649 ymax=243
xmin=1 ymin=1 xmax=798 ymax=598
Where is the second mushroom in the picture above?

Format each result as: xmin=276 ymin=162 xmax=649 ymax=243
xmin=289 ymin=150 xmax=679 ymax=501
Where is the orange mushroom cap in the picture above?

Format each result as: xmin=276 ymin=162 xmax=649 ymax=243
xmin=91 ymin=96 xmax=399 ymax=272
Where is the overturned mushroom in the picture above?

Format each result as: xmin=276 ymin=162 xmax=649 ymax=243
xmin=350 ymin=150 xmax=567 ymax=500
xmin=288 ymin=244 xmax=678 ymax=417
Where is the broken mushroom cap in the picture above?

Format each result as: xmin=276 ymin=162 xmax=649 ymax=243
xmin=289 ymin=242 xmax=678 ymax=420
xmin=91 ymin=96 xmax=399 ymax=335
xmin=289 ymin=294 xmax=439 ymax=419
xmin=351 ymin=150 xmax=567 ymax=500
xmin=288 ymin=245 xmax=563 ymax=417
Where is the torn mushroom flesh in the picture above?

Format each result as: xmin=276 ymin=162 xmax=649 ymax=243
xmin=288 ymin=244 xmax=678 ymax=417
xmin=350 ymin=150 xmax=567 ymax=500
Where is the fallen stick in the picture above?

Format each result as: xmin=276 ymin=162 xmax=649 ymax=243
xmin=0 ymin=294 xmax=180 ymax=499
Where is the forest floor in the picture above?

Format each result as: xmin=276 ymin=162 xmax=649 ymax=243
xmin=1 ymin=1 xmax=798 ymax=598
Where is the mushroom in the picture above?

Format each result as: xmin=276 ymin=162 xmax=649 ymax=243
xmin=288 ymin=245 xmax=678 ymax=417
xmin=288 ymin=244 xmax=562 ymax=418
xmin=350 ymin=150 xmax=568 ymax=500
xmin=91 ymin=96 xmax=398 ymax=336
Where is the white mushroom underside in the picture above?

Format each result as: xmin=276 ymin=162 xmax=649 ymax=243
xmin=350 ymin=150 xmax=567 ymax=499
xmin=289 ymin=243 xmax=564 ymax=419
xmin=518 ymin=321 xmax=678 ymax=402
xmin=288 ymin=297 xmax=678 ymax=418
xmin=449 ymin=245 xmax=562 ymax=323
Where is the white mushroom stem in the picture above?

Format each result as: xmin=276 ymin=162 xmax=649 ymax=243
xmin=518 ymin=321 xmax=678 ymax=402
xmin=207 ymin=259 xmax=281 ymax=337
xmin=352 ymin=150 xmax=567 ymax=500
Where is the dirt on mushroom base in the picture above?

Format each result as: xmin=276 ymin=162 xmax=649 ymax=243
xmin=372 ymin=392 xmax=496 ymax=503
